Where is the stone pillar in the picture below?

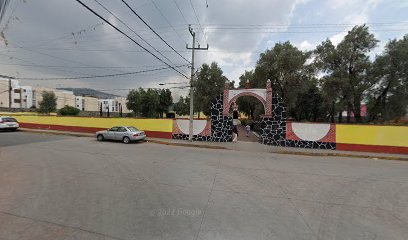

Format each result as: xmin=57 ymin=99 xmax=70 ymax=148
xmin=223 ymin=81 xmax=230 ymax=116
xmin=265 ymin=79 xmax=272 ymax=117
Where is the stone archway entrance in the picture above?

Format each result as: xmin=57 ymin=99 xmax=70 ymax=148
xmin=222 ymin=80 xmax=273 ymax=142
xmin=173 ymin=79 xmax=286 ymax=143
xmin=222 ymin=80 xmax=273 ymax=117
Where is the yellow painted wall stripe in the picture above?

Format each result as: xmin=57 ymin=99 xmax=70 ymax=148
xmin=336 ymin=124 xmax=408 ymax=147
xmin=14 ymin=116 xmax=173 ymax=132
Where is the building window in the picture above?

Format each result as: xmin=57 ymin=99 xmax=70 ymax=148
xmin=14 ymin=99 xmax=21 ymax=103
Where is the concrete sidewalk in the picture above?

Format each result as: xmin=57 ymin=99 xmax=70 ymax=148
xmin=19 ymin=128 xmax=408 ymax=161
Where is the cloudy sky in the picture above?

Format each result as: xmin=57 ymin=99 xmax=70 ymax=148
xmin=0 ymin=0 xmax=407 ymax=98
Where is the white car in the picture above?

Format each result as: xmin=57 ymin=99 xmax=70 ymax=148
xmin=0 ymin=116 xmax=19 ymax=131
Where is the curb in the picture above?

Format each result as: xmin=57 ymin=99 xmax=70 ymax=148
xmin=270 ymin=150 xmax=408 ymax=161
xmin=147 ymin=139 xmax=228 ymax=150
xmin=17 ymin=128 xmax=408 ymax=161
xmin=19 ymin=128 xmax=93 ymax=138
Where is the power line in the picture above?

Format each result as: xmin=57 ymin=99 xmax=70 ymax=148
xmin=74 ymin=0 xmax=189 ymax=79
xmin=150 ymin=0 xmax=187 ymax=45
xmin=15 ymin=65 xmax=186 ymax=81
xmin=119 ymin=0 xmax=191 ymax=64
xmin=193 ymin=21 xmax=408 ymax=27
xmin=0 ymin=62 xmax=188 ymax=69
xmin=0 ymin=51 xmax=112 ymax=78
xmin=172 ymin=0 xmax=188 ymax=25
xmin=92 ymin=0 xmax=187 ymax=75
xmin=188 ymin=0 xmax=207 ymax=44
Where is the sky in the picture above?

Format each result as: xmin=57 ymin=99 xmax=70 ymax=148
xmin=0 ymin=0 xmax=407 ymax=99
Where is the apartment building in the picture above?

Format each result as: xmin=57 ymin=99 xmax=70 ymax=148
xmin=98 ymin=97 xmax=130 ymax=113
xmin=75 ymin=96 xmax=99 ymax=112
xmin=32 ymin=87 xmax=76 ymax=109
xmin=0 ymin=79 xmax=34 ymax=108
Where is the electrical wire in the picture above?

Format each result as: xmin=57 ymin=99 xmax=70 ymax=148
xmin=150 ymin=0 xmax=187 ymax=45
xmin=172 ymin=0 xmax=189 ymax=25
xmin=15 ymin=65 xmax=187 ymax=80
xmin=120 ymin=0 xmax=191 ymax=64
xmin=0 ymin=62 xmax=188 ymax=69
xmin=74 ymin=0 xmax=189 ymax=79
xmin=93 ymin=0 xmax=188 ymax=75
xmin=188 ymin=0 xmax=208 ymax=43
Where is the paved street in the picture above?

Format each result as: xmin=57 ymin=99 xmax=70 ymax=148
xmin=0 ymin=131 xmax=408 ymax=240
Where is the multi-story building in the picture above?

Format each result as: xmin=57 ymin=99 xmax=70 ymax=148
xmin=0 ymin=79 xmax=34 ymax=109
xmin=1 ymin=79 xmax=130 ymax=113
xmin=75 ymin=96 xmax=99 ymax=112
xmin=32 ymin=87 xmax=76 ymax=110
xmin=98 ymin=97 xmax=130 ymax=113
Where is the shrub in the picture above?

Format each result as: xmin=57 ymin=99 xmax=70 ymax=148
xmin=58 ymin=105 xmax=80 ymax=116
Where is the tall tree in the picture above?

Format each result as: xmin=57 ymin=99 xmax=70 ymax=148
xmin=254 ymin=41 xmax=316 ymax=119
xmin=174 ymin=96 xmax=190 ymax=116
xmin=158 ymin=88 xmax=173 ymax=118
xmin=39 ymin=91 xmax=57 ymax=114
xmin=141 ymin=88 xmax=160 ymax=118
xmin=314 ymin=25 xmax=379 ymax=122
xmin=367 ymin=35 xmax=408 ymax=121
xmin=194 ymin=62 xmax=228 ymax=117
xmin=236 ymin=70 xmax=264 ymax=119
xmin=126 ymin=88 xmax=143 ymax=116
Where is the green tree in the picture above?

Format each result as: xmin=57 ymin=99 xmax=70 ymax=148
xmin=236 ymin=70 xmax=264 ymax=119
xmin=367 ymin=35 xmax=408 ymax=122
xmin=158 ymin=88 xmax=173 ymax=118
xmin=126 ymin=88 xmax=143 ymax=116
xmin=174 ymin=96 xmax=190 ymax=116
xmin=194 ymin=62 xmax=228 ymax=117
xmin=253 ymin=41 xmax=316 ymax=120
xmin=141 ymin=88 xmax=160 ymax=118
xmin=314 ymin=25 xmax=379 ymax=122
xmin=294 ymin=82 xmax=325 ymax=121
xmin=58 ymin=105 xmax=80 ymax=116
xmin=39 ymin=91 xmax=57 ymax=114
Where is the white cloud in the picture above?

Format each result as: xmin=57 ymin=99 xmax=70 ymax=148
xmin=298 ymin=40 xmax=314 ymax=51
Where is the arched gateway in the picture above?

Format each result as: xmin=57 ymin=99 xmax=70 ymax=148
xmin=222 ymin=79 xmax=273 ymax=117
xmin=172 ymin=79 xmax=336 ymax=150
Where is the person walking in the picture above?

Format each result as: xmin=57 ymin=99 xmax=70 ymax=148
xmin=245 ymin=124 xmax=251 ymax=137
xmin=232 ymin=125 xmax=238 ymax=143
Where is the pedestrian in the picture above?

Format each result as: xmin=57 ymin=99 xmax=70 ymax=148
xmin=245 ymin=124 xmax=251 ymax=137
xmin=232 ymin=125 xmax=238 ymax=143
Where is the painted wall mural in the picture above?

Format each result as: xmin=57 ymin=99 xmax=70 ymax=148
xmin=173 ymin=119 xmax=211 ymax=136
xmin=172 ymin=95 xmax=232 ymax=142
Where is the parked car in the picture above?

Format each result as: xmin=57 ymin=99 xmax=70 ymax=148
xmin=0 ymin=116 xmax=19 ymax=131
xmin=96 ymin=126 xmax=146 ymax=144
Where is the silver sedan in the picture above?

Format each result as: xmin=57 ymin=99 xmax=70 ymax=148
xmin=96 ymin=126 xmax=146 ymax=144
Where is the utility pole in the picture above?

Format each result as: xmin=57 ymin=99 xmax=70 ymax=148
xmin=186 ymin=25 xmax=208 ymax=141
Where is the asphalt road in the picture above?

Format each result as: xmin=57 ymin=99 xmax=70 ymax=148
xmin=0 ymin=132 xmax=408 ymax=240
xmin=0 ymin=131 xmax=69 ymax=147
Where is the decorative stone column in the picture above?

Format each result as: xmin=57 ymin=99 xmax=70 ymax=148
xmin=222 ymin=81 xmax=230 ymax=116
xmin=265 ymin=79 xmax=272 ymax=117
